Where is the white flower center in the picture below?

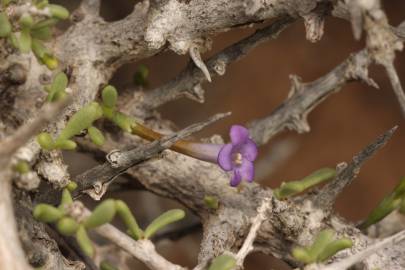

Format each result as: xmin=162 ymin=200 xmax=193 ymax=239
xmin=233 ymin=152 xmax=243 ymax=166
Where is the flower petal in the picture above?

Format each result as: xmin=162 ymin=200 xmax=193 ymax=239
xmin=230 ymin=170 xmax=242 ymax=187
xmin=239 ymin=159 xmax=254 ymax=182
xmin=240 ymin=139 xmax=258 ymax=162
xmin=230 ymin=125 xmax=249 ymax=145
xmin=217 ymin=143 xmax=234 ymax=171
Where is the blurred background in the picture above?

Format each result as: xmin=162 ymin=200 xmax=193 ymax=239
xmin=60 ymin=0 xmax=405 ymax=269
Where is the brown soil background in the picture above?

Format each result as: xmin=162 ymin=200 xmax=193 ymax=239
xmin=62 ymin=0 xmax=405 ymax=269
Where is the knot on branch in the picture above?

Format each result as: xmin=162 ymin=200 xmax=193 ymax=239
xmin=345 ymin=52 xmax=378 ymax=88
xmin=288 ymin=114 xmax=310 ymax=134
xmin=364 ymin=11 xmax=403 ymax=66
xmin=288 ymin=74 xmax=304 ymax=98
xmin=37 ymin=151 xmax=70 ymax=188
xmin=185 ymin=83 xmax=205 ymax=103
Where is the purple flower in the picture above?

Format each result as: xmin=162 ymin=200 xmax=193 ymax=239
xmin=217 ymin=125 xmax=258 ymax=187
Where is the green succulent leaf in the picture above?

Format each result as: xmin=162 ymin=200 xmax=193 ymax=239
xmin=59 ymin=188 xmax=73 ymax=209
xmin=292 ymin=229 xmax=352 ymax=264
xmin=34 ymin=0 xmax=49 ymax=9
xmin=1 ymin=0 xmax=11 ymax=7
xmin=208 ymin=255 xmax=236 ymax=270
xmin=36 ymin=132 xmax=54 ymax=150
xmin=100 ymin=261 xmax=119 ymax=270
xmin=53 ymin=139 xmax=77 ymax=150
xmin=47 ymin=72 xmax=68 ymax=102
xmin=13 ymin=160 xmax=30 ymax=174
xmin=32 ymin=39 xmax=48 ymax=59
xmin=8 ymin=33 xmax=19 ymax=49
xmin=18 ymin=29 xmax=32 ymax=53
xmin=274 ymin=168 xmax=336 ymax=199
xmin=19 ymin=14 xmax=34 ymax=28
xmin=56 ymin=102 xmax=103 ymax=142
xmin=204 ymin=195 xmax=219 ymax=209
xmin=144 ymin=209 xmax=185 ymax=239
xmin=33 ymin=204 xmax=64 ymax=223
xmin=0 ymin=12 xmax=12 ymax=38
xmin=317 ymin=238 xmax=353 ymax=262
xmin=57 ymin=217 xmax=79 ymax=236
xmin=102 ymin=85 xmax=118 ymax=108
xmin=30 ymin=26 xmax=52 ymax=41
xmin=88 ymin=126 xmax=105 ymax=146
xmin=83 ymin=199 xmax=117 ymax=229
xmin=32 ymin=18 xmax=58 ymax=30
xmin=133 ymin=64 xmax=149 ymax=87
xmin=112 ymin=112 xmax=134 ymax=132
xmin=48 ymin=4 xmax=70 ymax=20
xmin=76 ymin=225 xmax=94 ymax=257
xmin=42 ymin=54 xmax=58 ymax=70
xmin=67 ymin=181 xmax=78 ymax=192
xmin=360 ymin=177 xmax=405 ymax=229
xmin=307 ymin=229 xmax=335 ymax=260
xmin=292 ymin=247 xmax=312 ymax=264
xmin=115 ymin=200 xmax=143 ymax=240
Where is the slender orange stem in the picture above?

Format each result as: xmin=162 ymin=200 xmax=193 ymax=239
xmin=131 ymin=123 xmax=222 ymax=163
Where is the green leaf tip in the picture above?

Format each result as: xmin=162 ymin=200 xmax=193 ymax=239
xmin=59 ymin=188 xmax=74 ymax=209
xmin=88 ymin=126 xmax=105 ymax=146
xmin=208 ymin=254 xmax=236 ymax=270
xmin=48 ymin=4 xmax=70 ymax=20
xmin=144 ymin=209 xmax=185 ymax=239
xmin=76 ymin=225 xmax=94 ymax=257
xmin=83 ymin=199 xmax=117 ymax=229
xmin=56 ymin=102 xmax=103 ymax=143
xmin=33 ymin=204 xmax=64 ymax=223
xmin=19 ymin=14 xmax=34 ymax=28
xmin=33 ymin=18 xmax=58 ymax=29
xmin=42 ymin=54 xmax=59 ymax=70
xmin=100 ymin=261 xmax=119 ymax=270
xmin=112 ymin=112 xmax=134 ymax=132
xmin=37 ymin=132 xmax=54 ymax=150
xmin=57 ymin=217 xmax=79 ymax=236
xmin=102 ymin=85 xmax=118 ymax=108
xmin=31 ymin=38 xmax=59 ymax=70
xmin=204 ymin=195 xmax=219 ymax=209
xmin=115 ymin=200 xmax=143 ymax=240
xmin=133 ymin=64 xmax=149 ymax=87
xmin=292 ymin=247 xmax=312 ymax=264
xmin=67 ymin=181 xmax=78 ymax=192
xmin=13 ymin=160 xmax=30 ymax=174
xmin=31 ymin=26 xmax=52 ymax=41
xmin=274 ymin=168 xmax=335 ymax=199
xmin=0 ymin=12 xmax=12 ymax=38
xmin=360 ymin=177 xmax=405 ymax=229
xmin=18 ymin=28 xmax=32 ymax=53
xmin=292 ymin=229 xmax=352 ymax=264
xmin=47 ymin=72 xmax=68 ymax=102
xmin=317 ymin=238 xmax=353 ymax=262
xmin=1 ymin=0 xmax=11 ymax=7
xmin=34 ymin=0 xmax=49 ymax=9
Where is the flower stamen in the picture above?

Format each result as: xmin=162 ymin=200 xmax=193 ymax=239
xmin=233 ymin=152 xmax=243 ymax=166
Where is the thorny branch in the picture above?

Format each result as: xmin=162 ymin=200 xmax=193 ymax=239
xmin=141 ymin=16 xmax=295 ymax=109
xmin=312 ymin=126 xmax=398 ymax=210
xmin=72 ymin=112 xmax=230 ymax=199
